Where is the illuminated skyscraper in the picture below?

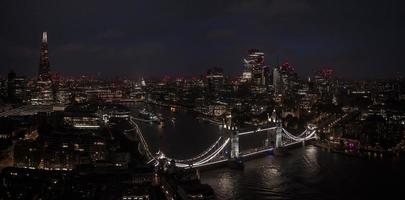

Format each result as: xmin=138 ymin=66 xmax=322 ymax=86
xmin=273 ymin=67 xmax=281 ymax=94
xmin=241 ymin=49 xmax=266 ymax=85
xmin=206 ymin=67 xmax=224 ymax=93
xmin=313 ymin=68 xmax=336 ymax=98
xmin=31 ymin=32 xmax=54 ymax=105
xmin=39 ymin=32 xmax=51 ymax=81
xmin=273 ymin=61 xmax=298 ymax=95
xmin=7 ymin=70 xmax=27 ymax=103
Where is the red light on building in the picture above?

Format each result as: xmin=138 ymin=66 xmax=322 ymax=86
xmin=319 ymin=68 xmax=334 ymax=77
xmin=280 ymin=60 xmax=294 ymax=71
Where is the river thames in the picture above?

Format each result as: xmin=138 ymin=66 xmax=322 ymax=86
xmin=135 ymin=105 xmax=404 ymax=199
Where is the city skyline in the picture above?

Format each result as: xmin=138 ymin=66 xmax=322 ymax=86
xmin=1 ymin=0 xmax=405 ymax=79
xmin=1 ymin=2 xmax=405 ymax=198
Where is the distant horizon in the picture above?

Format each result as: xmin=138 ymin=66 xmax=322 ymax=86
xmin=1 ymin=34 xmax=403 ymax=80
xmin=1 ymin=0 xmax=404 ymax=79
xmin=1 ymin=65 xmax=403 ymax=81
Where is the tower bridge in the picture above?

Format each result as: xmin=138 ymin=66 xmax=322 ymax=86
xmin=128 ymin=112 xmax=318 ymax=169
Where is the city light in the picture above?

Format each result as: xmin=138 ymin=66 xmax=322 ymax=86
xmin=1 ymin=1 xmax=404 ymax=199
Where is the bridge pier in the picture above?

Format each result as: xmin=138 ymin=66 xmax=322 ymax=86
xmin=230 ymin=123 xmax=244 ymax=169
xmin=226 ymin=130 xmax=244 ymax=170
xmin=273 ymin=119 xmax=285 ymax=156
xmin=230 ymin=130 xmax=239 ymax=159
xmin=275 ymin=123 xmax=283 ymax=148
xmin=224 ymin=113 xmax=240 ymax=158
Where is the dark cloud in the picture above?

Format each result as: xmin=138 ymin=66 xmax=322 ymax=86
xmin=1 ymin=0 xmax=404 ymax=79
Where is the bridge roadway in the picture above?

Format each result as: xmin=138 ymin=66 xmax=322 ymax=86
xmin=183 ymin=140 xmax=314 ymax=169
xmin=128 ymin=116 xmax=317 ymax=169
xmin=128 ymin=117 xmax=155 ymax=162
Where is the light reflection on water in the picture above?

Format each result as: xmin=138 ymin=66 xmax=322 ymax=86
xmin=133 ymin=105 xmax=221 ymax=159
xmin=200 ymin=146 xmax=404 ymax=199
xmin=131 ymin=105 xmax=404 ymax=199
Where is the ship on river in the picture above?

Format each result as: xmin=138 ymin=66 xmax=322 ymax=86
xmin=135 ymin=108 xmax=160 ymax=123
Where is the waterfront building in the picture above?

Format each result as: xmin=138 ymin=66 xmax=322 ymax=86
xmin=63 ymin=104 xmax=101 ymax=129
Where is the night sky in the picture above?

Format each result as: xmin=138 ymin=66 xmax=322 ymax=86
xmin=1 ymin=0 xmax=404 ymax=79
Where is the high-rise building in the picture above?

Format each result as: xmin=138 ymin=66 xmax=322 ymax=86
xmin=241 ymin=49 xmax=266 ymax=85
xmin=0 ymin=77 xmax=6 ymax=98
xmin=313 ymin=68 xmax=336 ymax=98
xmin=273 ymin=61 xmax=298 ymax=95
xmin=31 ymin=32 xmax=54 ymax=105
xmin=38 ymin=32 xmax=51 ymax=81
xmin=273 ymin=67 xmax=281 ymax=94
xmin=206 ymin=67 xmax=224 ymax=93
xmin=7 ymin=70 xmax=27 ymax=103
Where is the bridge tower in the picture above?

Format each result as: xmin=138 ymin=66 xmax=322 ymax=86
xmin=230 ymin=130 xmax=239 ymax=159
xmin=275 ymin=119 xmax=283 ymax=148
xmin=302 ymin=128 xmax=307 ymax=147
xmin=270 ymin=109 xmax=283 ymax=148
xmin=224 ymin=113 xmax=239 ymax=159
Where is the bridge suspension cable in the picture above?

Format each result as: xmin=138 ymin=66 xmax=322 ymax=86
xmin=168 ymin=136 xmax=223 ymax=163
xmin=238 ymin=126 xmax=277 ymax=136
xmin=129 ymin=117 xmax=155 ymax=161
xmin=175 ymin=138 xmax=230 ymax=167
xmin=190 ymin=138 xmax=230 ymax=166
xmin=130 ymin=113 xmax=317 ymax=169
xmin=282 ymin=128 xmax=317 ymax=141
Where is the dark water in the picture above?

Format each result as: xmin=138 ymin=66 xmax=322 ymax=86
xmin=200 ymin=146 xmax=404 ymax=199
xmin=134 ymin=105 xmax=404 ymax=199
xmin=135 ymin=105 xmax=221 ymax=159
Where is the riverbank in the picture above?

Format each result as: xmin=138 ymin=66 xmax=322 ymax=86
xmin=313 ymin=141 xmax=404 ymax=160
xmin=144 ymin=101 xmax=223 ymax=126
